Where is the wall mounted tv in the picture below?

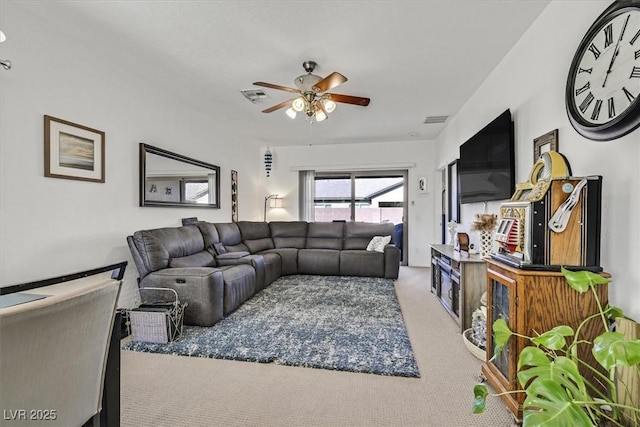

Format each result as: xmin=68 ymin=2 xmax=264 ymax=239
xmin=458 ymin=109 xmax=515 ymax=204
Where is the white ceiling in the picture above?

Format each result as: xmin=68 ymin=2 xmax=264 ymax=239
xmin=15 ymin=1 xmax=550 ymax=146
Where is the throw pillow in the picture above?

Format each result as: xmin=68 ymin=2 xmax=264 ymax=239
xmin=213 ymin=242 xmax=228 ymax=255
xmin=366 ymin=235 xmax=391 ymax=253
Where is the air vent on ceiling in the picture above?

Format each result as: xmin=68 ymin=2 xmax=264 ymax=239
xmin=240 ymin=89 xmax=270 ymax=103
xmin=423 ymin=115 xmax=449 ymax=124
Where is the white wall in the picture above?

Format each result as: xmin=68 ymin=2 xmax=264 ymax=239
xmin=435 ymin=0 xmax=640 ymax=320
xmin=0 ymin=4 xmax=262 ymax=307
xmin=259 ymin=140 xmax=437 ymax=266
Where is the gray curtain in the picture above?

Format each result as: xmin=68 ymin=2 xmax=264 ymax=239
xmin=298 ymin=170 xmax=315 ymax=221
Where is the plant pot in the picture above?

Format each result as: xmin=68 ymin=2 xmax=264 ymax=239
xmin=463 ymin=328 xmax=486 ymax=361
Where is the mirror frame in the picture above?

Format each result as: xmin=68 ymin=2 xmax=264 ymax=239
xmin=139 ymin=143 xmax=221 ymax=208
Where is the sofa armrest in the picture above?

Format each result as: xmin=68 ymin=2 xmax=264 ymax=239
xmin=215 ymin=251 xmax=251 ymax=264
xmin=139 ymin=267 xmax=224 ymax=326
xmin=383 ymin=244 xmax=400 ymax=279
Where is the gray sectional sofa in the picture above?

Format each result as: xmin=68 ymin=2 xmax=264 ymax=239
xmin=127 ymin=221 xmax=400 ymax=327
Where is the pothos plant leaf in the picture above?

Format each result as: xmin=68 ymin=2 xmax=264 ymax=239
xmin=561 ymin=267 xmax=610 ymax=293
xmin=472 ymin=384 xmax=488 ymax=414
xmin=606 ymin=305 xmax=624 ymax=321
xmin=522 ymin=378 xmax=594 ymax=427
xmin=531 ymin=325 xmax=574 ymax=350
xmin=593 ymin=331 xmax=640 ymax=371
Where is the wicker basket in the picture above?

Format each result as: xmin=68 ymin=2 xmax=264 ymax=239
xmin=129 ymin=288 xmax=186 ymax=344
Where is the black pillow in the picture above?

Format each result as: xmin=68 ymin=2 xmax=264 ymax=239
xmin=213 ymin=242 xmax=228 ymax=255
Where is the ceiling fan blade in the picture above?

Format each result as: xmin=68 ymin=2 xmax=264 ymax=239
xmin=253 ymin=81 xmax=300 ymax=94
xmin=327 ymin=93 xmax=370 ymax=107
xmin=312 ymin=72 xmax=347 ymax=92
xmin=261 ymin=99 xmax=295 ymax=113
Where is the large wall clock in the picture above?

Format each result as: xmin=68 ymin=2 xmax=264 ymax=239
xmin=566 ymin=0 xmax=640 ymax=141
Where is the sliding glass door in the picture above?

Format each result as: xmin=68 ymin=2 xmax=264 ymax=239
xmin=312 ymin=170 xmax=408 ymax=264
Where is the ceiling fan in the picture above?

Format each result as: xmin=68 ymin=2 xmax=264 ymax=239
xmin=253 ymin=60 xmax=370 ymax=122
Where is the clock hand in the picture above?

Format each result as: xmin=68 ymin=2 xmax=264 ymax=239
xmin=603 ymin=44 xmax=621 ymax=87
xmin=602 ymin=14 xmax=630 ymax=88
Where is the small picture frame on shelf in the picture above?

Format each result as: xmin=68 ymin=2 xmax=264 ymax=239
xmin=44 ymin=115 xmax=105 ymax=183
xmin=533 ymin=129 xmax=558 ymax=162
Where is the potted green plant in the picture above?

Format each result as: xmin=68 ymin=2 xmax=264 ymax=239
xmin=473 ymin=268 xmax=640 ymax=426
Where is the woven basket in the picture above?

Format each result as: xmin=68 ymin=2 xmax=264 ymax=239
xmin=128 ymin=288 xmax=186 ymax=344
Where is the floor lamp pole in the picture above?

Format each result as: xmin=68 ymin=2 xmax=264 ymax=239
xmin=264 ymin=194 xmax=278 ymax=222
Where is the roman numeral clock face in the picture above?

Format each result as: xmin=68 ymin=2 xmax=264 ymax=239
xmin=566 ymin=2 xmax=640 ymax=141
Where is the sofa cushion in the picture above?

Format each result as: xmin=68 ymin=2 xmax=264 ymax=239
xmin=343 ymin=222 xmax=395 ymax=250
xmin=214 ymin=223 xmax=243 ymax=246
xmin=213 ymin=242 xmax=228 ymax=255
xmin=298 ymin=249 xmax=340 ymax=275
xmin=133 ymin=225 xmax=206 ymax=272
xmin=237 ymin=221 xmax=271 ymax=240
xmin=306 ymin=222 xmax=343 ymax=250
xmin=214 ymin=223 xmax=249 ymax=252
xmin=169 ymin=251 xmax=216 ymax=268
xmin=366 ymin=235 xmax=392 ymax=253
xmin=196 ymin=222 xmax=220 ymax=250
xmin=244 ymin=238 xmax=274 ymax=254
xmin=269 ymin=221 xmax=308 ymax=249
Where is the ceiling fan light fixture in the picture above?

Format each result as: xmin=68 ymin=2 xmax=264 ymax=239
xmin=323 ymin=99 xmax=336 ymax=113
xmin=285 ymin=107 xmax=297 ymax=119
xmin=292 ymin=97 xmax=305 ymax=112
xmin=253 ymin=61 xmax=370 ymax=123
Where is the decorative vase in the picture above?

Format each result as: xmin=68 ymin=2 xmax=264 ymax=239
xmin=480 ymin=231 xmax=493 ymax=257
xmin=447 ymin=221 xmax=457 ymax=246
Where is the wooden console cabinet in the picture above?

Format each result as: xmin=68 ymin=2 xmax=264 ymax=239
xmin=430 ymin=244 xmax=486 ymax=332
xmin=482 ymin=259 xmax=609 ymax=419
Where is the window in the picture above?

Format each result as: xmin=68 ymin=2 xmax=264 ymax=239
xmin=313 ymin=173 xmax=404 ymax=224
xmin=300 ymin=169 xmax=408 ymax=264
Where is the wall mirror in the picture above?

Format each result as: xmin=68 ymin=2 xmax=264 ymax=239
xmin=140 ymin=143 xmax=220 ymax=208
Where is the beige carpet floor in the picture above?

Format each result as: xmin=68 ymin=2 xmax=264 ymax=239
xmin=120 ymin=266 xmax=515 ymax=427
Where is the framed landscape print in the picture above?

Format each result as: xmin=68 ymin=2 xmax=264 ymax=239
xmin=44 ymin=115 xmax=105 ymax=182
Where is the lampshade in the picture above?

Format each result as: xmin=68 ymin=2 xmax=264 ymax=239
xmin=264 ymin=194 xmax=282 ymax=221
xmin=323 ymin=99 xmax=336 ymax=113
xmin=285 ymin=108 xmax=297 ymax=119
xmin=291 ymin=97 xmax=305 ymax=112
xmin=315 ymin=109 xmax=327 ymax=122
xmin=282 ymin=92 xmax=336 ymax=123
xmin=269 ymin=197 xmax=283 ymax=208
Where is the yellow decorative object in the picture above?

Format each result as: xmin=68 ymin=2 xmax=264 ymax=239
xmin=511 ymin=151 xmax=571 ymax=202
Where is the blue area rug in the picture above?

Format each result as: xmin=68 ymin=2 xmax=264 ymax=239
xmin=123 ymin=275 xmax=420 ymax=378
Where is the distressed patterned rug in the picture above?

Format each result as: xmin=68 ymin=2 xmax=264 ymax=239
xmin=123 ymin=275 xmax=420 ymax=378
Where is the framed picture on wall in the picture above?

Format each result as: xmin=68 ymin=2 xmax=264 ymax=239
xmin=533 ymin=129 xmax=559 ymax=162
xmin=44 ymin=115 xmax=105 ymax=183
xmin=417 ymin=176 xmax=428 ymax=194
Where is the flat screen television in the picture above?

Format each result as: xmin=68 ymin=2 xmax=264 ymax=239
xmin=458 ymin=109 xmax=515 ymax=204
